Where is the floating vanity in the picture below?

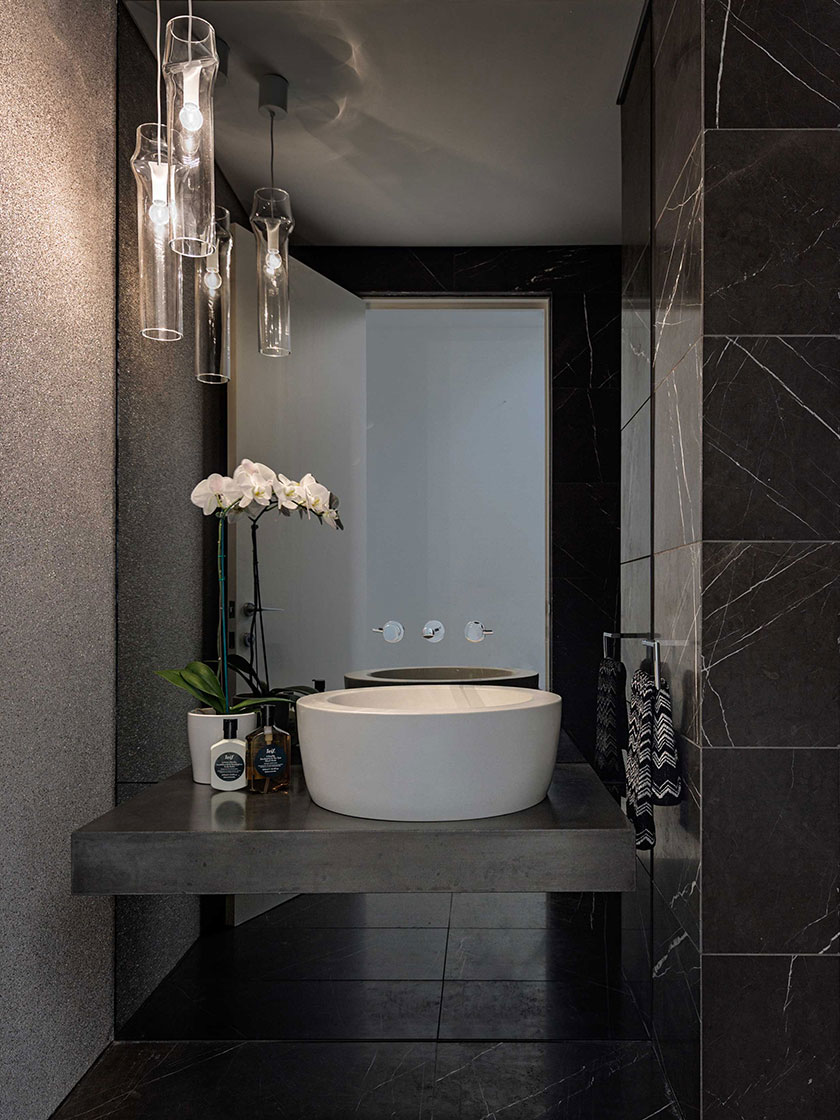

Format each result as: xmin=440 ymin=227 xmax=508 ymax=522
xmin=72 ymin=745 xmax=635 ymax=897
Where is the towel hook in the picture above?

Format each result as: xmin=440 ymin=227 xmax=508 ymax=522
xmin=641 ymin=639 xmax=662 ymax=690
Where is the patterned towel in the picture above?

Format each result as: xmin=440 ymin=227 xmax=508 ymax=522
xmin=652 ymin=680 xmax=682 ymax=805
xmin=595 ymin=656 xmax=628 ymax=782
xmin=627 ymin=668 xmax=655 ymax=850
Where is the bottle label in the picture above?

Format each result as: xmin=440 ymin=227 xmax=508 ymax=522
xmin=255 ymin=744 xmax=286 ymax=776
xmin=214 ymin=751 xmax=244 ymax=782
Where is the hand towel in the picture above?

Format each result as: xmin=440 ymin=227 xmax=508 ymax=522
xmin=652 ymin=679 xmax=682 ymax=805
xmin=595 ymin=656 xmax=628 ymax=782
xmin=627 ymin=667 xmax=655 ymax=850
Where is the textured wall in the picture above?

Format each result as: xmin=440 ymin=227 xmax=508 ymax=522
xmin=114 ymin=6 xmax=249 ymax=1028
xmin=0 ymin=1 xmax=117 ymax=1116
xmin=291 ymin=245 xmax=621 ymax=756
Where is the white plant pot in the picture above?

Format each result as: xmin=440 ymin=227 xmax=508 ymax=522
xmin=187 ymin=708 xmax=258 ymax=784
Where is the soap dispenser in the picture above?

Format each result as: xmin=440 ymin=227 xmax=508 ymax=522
xmin=246 ymin=704 xmax=291 ymax=793
xmin=210 ymin=718 xmax=247 ymax=791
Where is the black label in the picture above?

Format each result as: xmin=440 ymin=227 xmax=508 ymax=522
xmin=214 ymin=751 xmax=245 ymax=782
xmin=255 ymin=744 xmax=286 ymax=776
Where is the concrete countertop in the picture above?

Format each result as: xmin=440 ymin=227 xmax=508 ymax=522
xmin=72 ymin=752 xmax=635 ymax=896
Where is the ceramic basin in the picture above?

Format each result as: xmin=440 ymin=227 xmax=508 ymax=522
xmin=344 ymin=666 xmax=538 ymax=688
xmin=296 ymin=684 xmax=563 ymax=821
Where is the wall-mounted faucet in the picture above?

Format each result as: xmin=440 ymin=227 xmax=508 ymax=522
xmin=372 ymin=620 xmax=404 ymax=643
xmin=422 ymin=620 xmax=445 ymax=642
xmin=464 ymin=620 xmax=494 ymax=642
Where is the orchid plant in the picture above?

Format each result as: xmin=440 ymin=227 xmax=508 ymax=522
xmin=156 ymin=460 xmax=343 ymax=715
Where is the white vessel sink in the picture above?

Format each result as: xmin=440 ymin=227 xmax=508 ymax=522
xmin=344 ymin=666 xmax=538 ymax=688
xmin=296 ymin=684 xmax=563 ymax=822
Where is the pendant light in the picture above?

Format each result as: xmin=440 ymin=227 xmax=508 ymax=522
xmin=250 ymin=75 xmax=294 ymax=357
xmin=163 ymin=3 xmax=219 ymax=257
xmin=195 ymin=207 xmax=232 ymax=383
xmin=130 ymin=1 xmax=182 ymax=340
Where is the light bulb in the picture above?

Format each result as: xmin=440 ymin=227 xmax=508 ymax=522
xmin=179 ymin=101 xmax=204 ymax=132
xmin=264 ymin=250 xmax=283 ymax=276
xmin=203 ymin=269 xmax=222 ymax=291
xmin=148 ymin=200 xmax=169 ymax=226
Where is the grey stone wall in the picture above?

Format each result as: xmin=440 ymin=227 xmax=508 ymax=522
xmin=0 ymin=1 xmax=117 ymax=1115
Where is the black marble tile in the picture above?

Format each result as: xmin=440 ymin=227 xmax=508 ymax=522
xmin=654 ymin=346 xmax=702 ymax=551
xmin=552 ymin=485 xmax=620 ymax=579
xmin=652 ymin=0 xmax=702 ymax=214
xmin=621 ymin=17 xmax=651 ymax=297
xmin=703 ymin=748 xmax=840 ymax=954
xmin=180 ymin=926 xmax=448 ymax=982
xmin=291 ymin=246 xmax=455 ymax=293
xmin=452 ymin=246 xmax=620 ymax=300
xmin=654 ymin=542 xmax=701 ymax=745
xmin=449 ymin=892 xmax=620 ymax=931
xmin=255 ymin=892 xmax=452 ymax=929
xmin=429 ymin=1041 xmax=680 ymax=1119
xmin=551 ymin=291 xmax=620 ymax=389
xmin=553 ymin=387 xmax=621 ymax=485
xmin=621 ymin=255 xmax=653 ymax=427
xmin=652 ymin=736 xmax=701 ymax=938
xmin=621 ymin=400 xmax=651 ymax=562
xmin=121 ymin=978 xmax=443 ymax=1041
xmin=621 ymin=557 xmax=653 ymax=674
xmin=52 ymin=1040 xmax=437 ymax=1119
xmin=653 ymin=133 xmax=702 ymax=387
xmin=550 ymin=575 xmax=618 ymax=755
xmin=439 ymin=979 xmax=647 ymax=1041
xmin=705 ymin=129 xmax=840 ymax=335
xmin=443 ymin=927 xmax=617 ymax=982
xmin=702 ymin=542 xmax=840 ymax=747
xmin=703 ymin=954 xmax=840 ymax=1119
xmin=705 ymin=0 xmax=840 ymax=129
xmin=704 ymin=336 xmax=840 ymax=541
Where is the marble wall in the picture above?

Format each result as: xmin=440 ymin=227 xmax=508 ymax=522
xmin=291 ymin=246 xmax=621 ymax=757
xmin=0 ymin=2 xmax=117 ymax=1116
xmin=115 ymin=7 xmax=248 ymax=1027
xmin=622 ymin=1 xmax=840 ymax=1116
xmin=701 ymin=2 xmax=840 ymax=1115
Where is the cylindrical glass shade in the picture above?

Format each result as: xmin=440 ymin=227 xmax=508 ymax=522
xmin=249 ymin=187 xmax=294 ymax=357
xmin=163 ymin=15 xmax=218 ymax=257
xmin=130 ymin=123 xmax=183 ymax=341
xmin=195 ymin=207 xmax=232 ymax=383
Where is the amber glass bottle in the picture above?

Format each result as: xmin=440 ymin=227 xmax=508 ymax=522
xmin=246 ymin=705 xmax=291 ymax=793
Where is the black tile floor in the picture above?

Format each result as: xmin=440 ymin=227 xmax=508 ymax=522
xmin=53 ymin=891 xmax=679 ymax=1119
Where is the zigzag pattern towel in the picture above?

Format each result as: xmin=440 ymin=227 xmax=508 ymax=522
xmin=595 ymin=656 xmax=628 ymax=782
xmin=626 ymin=668 xmax=655 ymax=850
xmin=652 ymin=680 xmax=682 ymax=805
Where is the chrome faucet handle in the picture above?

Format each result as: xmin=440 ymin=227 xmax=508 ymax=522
xmin=464 ymin=620 xmax=493 ymax=642
xmin=372 ymin=620 xmax=404 ymax=643
xmin=243 ymin=602 xmax=284 ymax=616
xmin=422 ymin=620 xmax=445 ymax=642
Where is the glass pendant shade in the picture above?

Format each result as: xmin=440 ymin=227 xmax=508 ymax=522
xmin=195 ymin=207 xmax=232 ymax=383
xmin=130 ymin=123 xmax=183 ymax=341
xmin=250 ymin=187 xmax=294 ymax=357
xmin=163 ymin=15 xmax=219 ymax=257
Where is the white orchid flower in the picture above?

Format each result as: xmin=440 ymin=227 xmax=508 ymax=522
xmin=321 ymin=507 xmax=340 ymax=529
xmin=275 ymin=473 xmax=302 ymax=510
xmin=190 ymin=473 xmax=244 ymax=515
xmin=233 ymin=459 xmax=277 ymax=508
xmin=299 ymin=473 xmax=332 ymax=516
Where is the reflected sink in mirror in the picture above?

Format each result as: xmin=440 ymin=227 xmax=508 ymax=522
xmin=297 ymin=684 xmax=562 ymax=822
xmin=344 ymin=666 xmax=539 ymax=688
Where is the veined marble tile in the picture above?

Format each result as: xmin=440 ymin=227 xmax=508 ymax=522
xmin=621 ymin=401 xmax=652 ymax=562
xmin=654 ymin=542 xmax=701 ymax=745
xmin=705 ymin=0 xmax=840 ymax=129
xmin=702 ymin=542 xmax=840 ymax=747
xmin=654 ymin=345 xmax=702 ymax=551
xmin=705 ymin=129 xmax=840 ymax=335
xmin=703 ymin=748 xmax=840 ymax=954
xmin=704 ymin=336 xmax=840 ymax=541
xmin=652 ymin=0 xmax=702 ymax=216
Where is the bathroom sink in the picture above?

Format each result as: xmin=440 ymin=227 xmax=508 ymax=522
xmin=344 ymin=666 xmax=538 ymax=688
xmin=296 ymin=684 xmax=562 ymax=821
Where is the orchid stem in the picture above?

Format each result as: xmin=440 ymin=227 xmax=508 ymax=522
xmin=217 ymin=514 xmax=230 ymax=712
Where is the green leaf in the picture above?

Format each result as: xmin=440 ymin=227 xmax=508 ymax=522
xmin=154 ymin=669 xmax=224 ymax=713
xmin=230 ymin=696 xmax=294 ymax=713
xmin=184 ymin=661 xmax=226 ymax=702
xmin=226 ymin=653 xmax=266 ymax=694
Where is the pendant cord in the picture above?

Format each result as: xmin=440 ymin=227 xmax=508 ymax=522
xmin=155 ymin=0 xmax=162 ymax=163
xmin=269 ymin=109 xmax=276 ymax=191
xmin=187 ymin=0 xmax=193 ymax=63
